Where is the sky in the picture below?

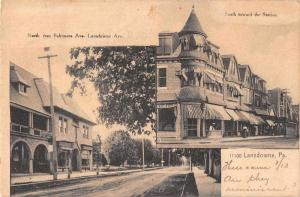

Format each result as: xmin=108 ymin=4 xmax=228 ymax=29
xmin=2 ymin=0 xmax=300 ymax=141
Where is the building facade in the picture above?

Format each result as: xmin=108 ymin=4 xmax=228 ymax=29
xmin=156 ymin=8 xmax=293 ymax=144
xmin=10 ymin=63 xmax=96 ymax=175
xmin=268 ymin=88 xmax=299 ymax=137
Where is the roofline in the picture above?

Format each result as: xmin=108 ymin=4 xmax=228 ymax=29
xmin=207 ymin=40 xmax=220 ymax=49
xmin=48 ymin=105 xmax=97 ymax=125
xmin=221 ymin=54 xmax=238 ymax=63
xmin=10 ymin=102 xmax=51 ymax=117
xmin=159 ymin=32 xmax=175 ymax=36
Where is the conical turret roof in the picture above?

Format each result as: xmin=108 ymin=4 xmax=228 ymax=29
xmin=179 ymin=8 xmax=207 ymax=37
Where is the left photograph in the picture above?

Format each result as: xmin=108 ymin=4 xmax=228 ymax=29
xmin=9 ymin=46 xmax=164 ymax=197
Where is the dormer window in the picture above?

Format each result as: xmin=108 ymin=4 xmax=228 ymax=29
xmin=18 ymin=83 xmax=27 ymax=94
xmin=10 ymin=66 xmax=31 ymax=95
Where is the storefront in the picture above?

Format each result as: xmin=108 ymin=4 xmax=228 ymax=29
xmin=57 ymin=141 xmax=73 ymax=171
xmin=81 ymin=145 xmax=93 ymax=170
xmin=204 ymin=104 xmax=231 ymax=138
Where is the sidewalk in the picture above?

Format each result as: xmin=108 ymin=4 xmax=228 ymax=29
xmin=193 ymin=167 xmax=221 ymax=197
xmin=11 ymin=167 xmax=159 ymax=185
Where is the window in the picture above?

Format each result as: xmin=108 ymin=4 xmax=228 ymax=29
xmin=159 ymin=37 xmax=172 ymax=55
xmin=63 ymin=119 xmax=68 ymax=133
xmin=33 ymin=114 xmax=48 ymax=132
xmin=255 ymin=95 xmax=261 ymax=107
xmin=18 ymin=83 xmax=27 ymax=94
xmin=158 ymin=108 xmax=176 ymax=131
xmin=158 ymin=68 xmax=167 ymax=87
xmin=83 ymin=125 xmax=89 ymax=138
xmin=10 ymin=106 xmax=30 ymax=133
xmin=187 ymin=119 xmax=197 ymax=137
xmin=59 ymin=117 xmax=63 ymax=133
xmin=181 ymin=37 xmax=189 ymax=51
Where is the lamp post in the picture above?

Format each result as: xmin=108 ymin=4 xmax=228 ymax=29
xmin=38 ymin=47 xmax=58 ymax=180
xmin=142 ymin=138 xmax=145 ymax=171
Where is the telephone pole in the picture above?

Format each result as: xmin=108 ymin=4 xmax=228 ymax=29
xmin=96 ymin=134 xmax=101 ymax=175
xmin=38 ymin=47 xmax=58 ymax=180
xmin=142 ymin=138 xmax=145 ymax=171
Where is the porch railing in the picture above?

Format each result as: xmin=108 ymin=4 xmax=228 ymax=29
xmin=11 ymin=123 xmax=30 ymax=134
xmin=11 ymin=123 xmax=51 ymax=138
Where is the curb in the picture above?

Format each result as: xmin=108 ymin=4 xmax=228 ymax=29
xmin=11 ymin=167 xmax=162 ymax=194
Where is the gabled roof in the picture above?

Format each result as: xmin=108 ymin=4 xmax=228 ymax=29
xmin=179 ymin=8 xmax=207 ymax=37
xmin=10 ymin=63 xmax=50 ymax=115
xmin=10 ymin=63 xmax=96 ymax=125
xmin=221 ymin=55 xmax=238 ymax=70
xmin=10 ymin=64 xmax=30 ymax=87
xmin=221 ymin=55 xmax=240 ymax=83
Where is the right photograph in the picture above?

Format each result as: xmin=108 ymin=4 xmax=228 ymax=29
xmin=156 ymin=4 xmax=299 ymax=149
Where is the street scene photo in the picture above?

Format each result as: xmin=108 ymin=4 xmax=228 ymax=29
xmin=156 ymin=5 xmax=299 ymax=149
xmin=9 ymin=46 xmax=219 ymax=197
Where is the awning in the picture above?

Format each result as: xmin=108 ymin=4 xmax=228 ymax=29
xmin=183 ymin=104 xmax=204 ymax=119
xmin=239 ymin=111 xmax=265 ymax=125
xmin=225 ymin=109 xmax=245 ymax=121
xmin=251 ymin=114 xmax=265 ymax=125
xmin=235 ymin=111 xmax=250 ymax=122
xmin=205 ymin=104 xmax=231 ymax=120
xmin=265 ymin=120 xmax=276 ymax=126
xmin=203 ymin=72 xmax=214 ymax=84
xmin=202 ymin=72 xmax=223 ymax=84
xmin=157 ymin=103 xmax=177 ymax=108
xmin=255 ymin=109 xmax=269 ymax=116
xmin=81 ymin=145 xmax=93 ymax=151
xmin=58 ymin=141 xmax=73 ymax=151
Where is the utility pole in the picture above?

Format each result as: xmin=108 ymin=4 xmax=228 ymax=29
xmin=38 ymin=48 xmax=58 ymax=180
xmin=168 ymin=149 xmax=171 ymax=167
xmin=161 ymin=148 xmax=164 ymax=167
xmin=189 ymin=150 xmax=192 ymax=172
xmin=96 ymin=134 xmax=101 ymax=176
xmin=142 ymin=138 xmax=145 ymax=171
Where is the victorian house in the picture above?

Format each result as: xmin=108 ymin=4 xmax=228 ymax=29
xmin=156 ymin=8 xmax=285 ymax=144
xmin=10 ymin=63 xmax=96 ymax=175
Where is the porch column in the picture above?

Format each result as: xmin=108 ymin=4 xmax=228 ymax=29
xmin=178 ymin=102 xmax=184 ymax=139
xmin=29 ymin=112 xmax=34 ymax=135
xmin=202 ymin=119 xmax=206 ymax=137
xmin=204 ymin=152 xmax=208 ymax=174
xmin=197 ymin=118 xmax=201 ymax=137
xmin=236 ymin=121 xmax=240 ymax=136
xmin=208 ymin=150 xmax=213 ymax=176
xmin=221 ymin=120 xmax=225 ymax=137
xmin=89 ymin=151 xmax=93 ymax=170
xmin=49 ymin=152 xmax=54 ymax=174
xmin=29 ymin=158 xmax=33 ymax=175
xmin=79 ymin=151 xmax=82 ymax=172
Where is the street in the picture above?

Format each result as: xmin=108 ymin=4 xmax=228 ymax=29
xmin=12 ymin=167 xmax=197 ymax=197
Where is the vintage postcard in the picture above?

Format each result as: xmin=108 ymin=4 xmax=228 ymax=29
xmin=0 ymin=0 xmax=299 ymax=197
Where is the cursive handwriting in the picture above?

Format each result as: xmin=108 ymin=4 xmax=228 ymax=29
xmin=222 ymin=160 xmax=243 ymax=170
xmin=246 ymin=172 xmax=269 ymax=186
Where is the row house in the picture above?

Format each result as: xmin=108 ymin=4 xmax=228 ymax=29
xmin=268 ymin=88 xmax=298 ymax=137
xmin=10 ymin=63 xmax=96 ymax=175
xmin=156 ymin=8 xmax=281 ymax=144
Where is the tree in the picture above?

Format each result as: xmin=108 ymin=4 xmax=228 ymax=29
xmin=66 ymin=47 xmax=156 ymax=135
xmin=102 ymin=130 xmax=137 ymax=166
